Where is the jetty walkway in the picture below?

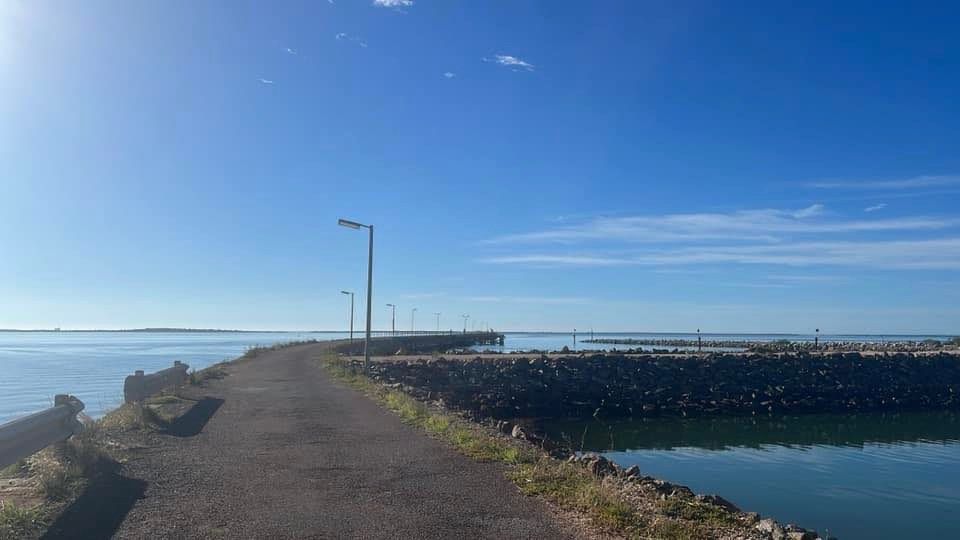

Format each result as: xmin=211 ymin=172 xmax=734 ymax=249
xmin=44 ymin=341 xmax=573 ymax=539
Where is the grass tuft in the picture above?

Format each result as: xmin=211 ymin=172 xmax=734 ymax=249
xmin=0 ymin=500 xmax=45 ymax=538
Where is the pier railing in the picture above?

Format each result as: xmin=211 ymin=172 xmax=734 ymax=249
xmin=123 ymin=361 xmax=190 ymax=403
xmin=1 ymin=361 xmax=191 ymax=469
xmin=0 ymin=395 xmax=85 ymax=469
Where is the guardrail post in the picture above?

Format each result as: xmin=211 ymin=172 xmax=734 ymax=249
xmin=0 ymin=395 xmax=85 ymax=469
xmin=54 ymin=394 xmax=85 ymax=436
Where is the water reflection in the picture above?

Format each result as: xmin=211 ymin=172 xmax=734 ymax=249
xmin=540 ymin=410 xmax=960 ymax=451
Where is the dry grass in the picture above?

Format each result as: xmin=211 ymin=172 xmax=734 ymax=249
xmin=0 ymin=499 xmax=45 ymax=538
xmin=320 ymin=354 xmax=713 ymax=539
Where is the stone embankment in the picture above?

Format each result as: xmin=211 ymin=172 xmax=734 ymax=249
xmin=582 ymin=337 xmax=959 ymax=354
xmin=364 ymin=352 xmax=960 ymax=419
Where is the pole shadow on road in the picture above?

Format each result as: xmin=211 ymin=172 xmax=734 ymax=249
xmin=41 ymin=472 xmax=147 ymax=540
xmin=161 ymin=397 xmax=225 ymax=437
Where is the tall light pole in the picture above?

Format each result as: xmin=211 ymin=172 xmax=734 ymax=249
xmin=411 ymin=308 xmax=418 ymax=334
xmin=462 ymin=314 xmax=470 ymax=334
xmin=338 ymin=218 xmax=373 ymax=371
xmin=386 ymin=304 xmax=396 ymax=336
xmin=340 ymin=290 xmax=354 ymax=341
xmin=434 ymin=312 xmax=441 ymax=333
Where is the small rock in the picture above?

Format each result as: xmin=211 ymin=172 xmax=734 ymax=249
xmin=696 ymin=494 xmax=740 ymax=513
xmin=756 ymin=518 xmax=787 ymax=540
xmin=582 ymin=454 xmax=618 ymax=477
xmin=510 ymin=424 xmax=527 ymax=439
xmin=623 ymin=465 xmax=641 ymax=478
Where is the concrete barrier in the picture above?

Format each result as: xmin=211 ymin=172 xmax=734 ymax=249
xmin=124 ymin=361 xmax=190 ymax=403
xmin=0 ymin=395 xmax=85 ymax=469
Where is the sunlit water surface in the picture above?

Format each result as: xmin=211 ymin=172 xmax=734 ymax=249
xmin=0 ymin=331 xmax=344 ymax=423
xmin=541 ymin=411 xmax=960 ymax=540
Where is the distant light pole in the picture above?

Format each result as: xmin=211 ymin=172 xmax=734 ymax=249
xmin=338 ymin=218 xmax=373 ymax=370
xmin=340 ymin=290 xmax=354 ymax=341
xmin=815 ymin=328 xmax=820 ymax=350
xmin=573 ymin=328 xmax=577 ymax=349
xmin=411 ymin=308 xmax=418 ymax=334
xmin=386 ymin=304 xmax=396 ymax=336
xmin=697 ymin=328 xmax=702 ymax=353
xmin=434 ymin=312 xmax=441 ymax=333
xmin=462 ymin=314 xmax=470 ymax=333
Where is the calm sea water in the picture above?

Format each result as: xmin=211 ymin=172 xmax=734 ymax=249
xmin=0 ymin=331 xmax=345 ymax=424
xmin=541 ymin=412 xmax=960 ymax=540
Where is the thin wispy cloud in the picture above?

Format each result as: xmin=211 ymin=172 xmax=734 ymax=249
xmin=336 ymin=32 xmax=368 ymax=48
xmin=285 ymin=47 xmax=297 ymax=55
xmin=480 ymin=204 xmax=960 ymax=271
xmin=484 ymin=54 xmax=535 ymax=72
xmin=443 ymin=72 xmax=456 ymax=79
xmin=258 ymin=78 xmax=274 ymax=85
xmin=484 ymin=205 xmax=955 ymax=245
xmin=373 ymin=0 xmax=413 ymax=10
xmin=864 ymin=203 xmax=887 ymax=212
xmin=480 ymin=238 xmax=960 ymax=270
xmin=808 ymin=175 xmax=960 ymax=190
xmin=791 ymin=204 xmax=824 ymax=218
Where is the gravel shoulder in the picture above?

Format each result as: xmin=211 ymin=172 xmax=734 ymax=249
xmin=95 ymin=343 xmax=577 ymax=539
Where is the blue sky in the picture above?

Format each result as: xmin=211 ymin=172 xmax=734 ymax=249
xmin=2 ymin=1 xmax=959 ymax=333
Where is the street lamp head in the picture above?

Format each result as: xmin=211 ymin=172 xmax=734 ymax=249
xmin=337 ymin=218 xmax=366 ymax=230
xmin=341 ymin=290 xmax=352 ymax=295
xmin=386 ymin=303 xmax=395 ymax=308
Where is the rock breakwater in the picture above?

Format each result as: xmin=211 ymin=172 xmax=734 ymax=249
xmin=363 ymin=352 xmax=960 ymax=419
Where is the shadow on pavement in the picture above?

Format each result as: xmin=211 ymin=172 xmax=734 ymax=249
xmin=163 ymin=397 xmax=225 ymax=437
xmin=41 ymin=473 xmax=147 ymax=540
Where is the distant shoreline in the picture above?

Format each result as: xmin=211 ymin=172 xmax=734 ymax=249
xmin=0 ymin=328 xmax=954 ymax=339
xmin=0 ymin=328 xmax=324 ymax=333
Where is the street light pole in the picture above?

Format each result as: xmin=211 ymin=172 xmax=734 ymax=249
xmin=411 ymin=308 xmax=418 ymax=334
xmin=434 ymin=312 xmax=441 ymax=333
xmin=386 ymin=304 xmax=396 ymax=336
xmin=340 ymin=290 xmax=354 ymax=341
xmin=338 ymin=218 xmax=374 ymax=371
xmin=462 ymin=314 xmax=469 ymax=333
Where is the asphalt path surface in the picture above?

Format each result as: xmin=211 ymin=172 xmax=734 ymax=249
xmin=62 ymin=343 xmax=578 ymax=539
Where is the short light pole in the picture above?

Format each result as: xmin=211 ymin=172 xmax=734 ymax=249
xmin=386 ymin=304 xmax=396 ymax=336
xmin=338 ymin=218 xmax=374 ymax=371
xmin=434 ymin=312 xmax=441 ymax=333
xmin=340 ymin=290 xmax=354 ymax=341
xmin=697 ymin=328 xmax=702 ymax=353
xmin=411 ymin=308 xmax=418 ymax=334
xmin=815 ymin=328 xmax=820 ymax=350
xmin=462 ymin=314 xmax=470 ymax=333
xmin=573 ymin=328 xmax=577 ymax=349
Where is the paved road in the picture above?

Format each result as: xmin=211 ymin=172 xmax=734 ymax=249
xmin=52 ymin=343 xmax=577 ymax=539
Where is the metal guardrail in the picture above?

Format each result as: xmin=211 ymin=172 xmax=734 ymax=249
xmin=0 ymin=395 xmax=85 ymax=470
xmin=124 ymin=361 xmax=190 ymax=403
